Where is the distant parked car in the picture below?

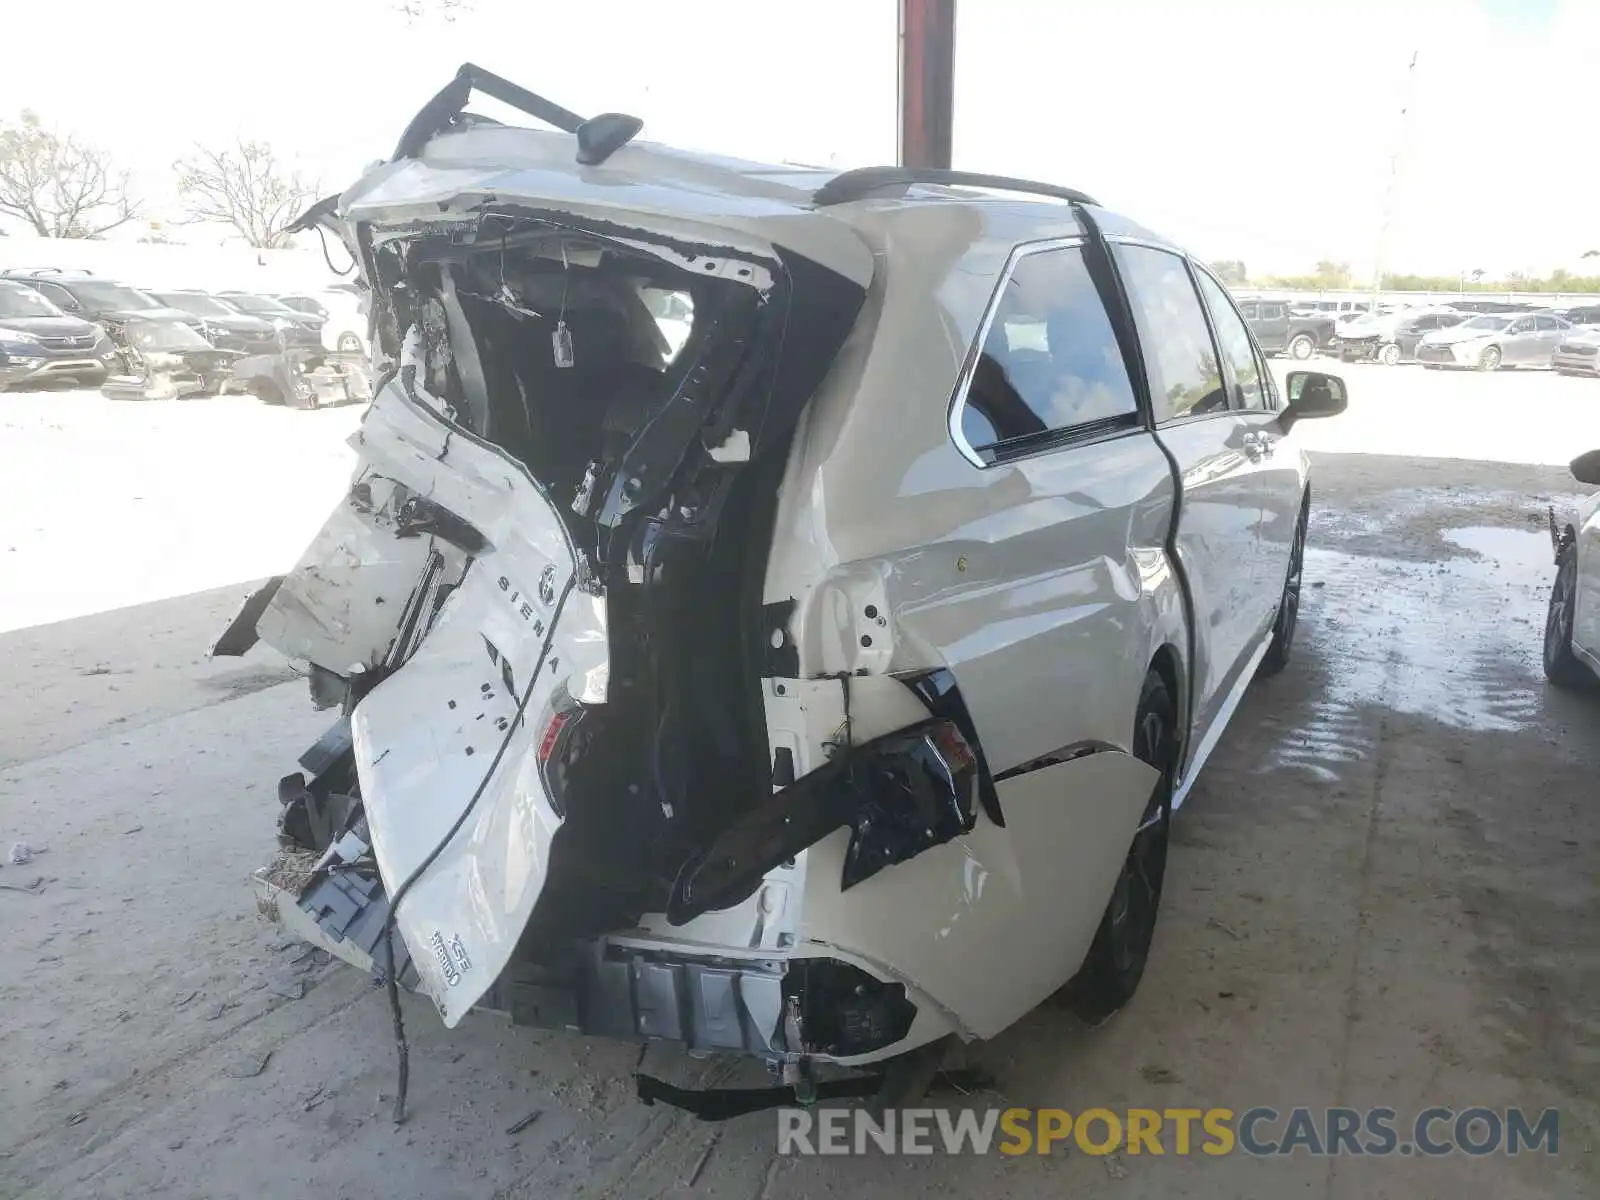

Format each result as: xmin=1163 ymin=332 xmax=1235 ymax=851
xmin=274 ymin=293 xmax=329 ymax=319
xmin=1237 ymin=298 xmax=1334 ymax=360
xmin=215 ymin=291 xmax=324 ymax=350
xmin=1552 ymin=327 xmax=1600 ymax=376
xmin=0 ymin=279 xmax=114 ymax=389
xmin=1416 ymin=312 xmax=1570 ymax=370
xmin=99 ymin=317 xmax=243 ymax=401
xmin=2 ymin=272 xmax=220 ymax=377
xmin=1292 ymin=298 xmax=1383 ymax=318
xmin=1335 ymin=308 xmax=1467 ymax=365
xmin=1447 ymin=299 xmax=1536 ymax=314
xmin=1551 ymin=303 xmax=1600 ymax=328
xmin=302 ymin=289 xmax=369 ymax=355
xmin=148 ymin=290 xmax=282 ymax=354
xmin=3 ymin=271 xmax=205 ymax=337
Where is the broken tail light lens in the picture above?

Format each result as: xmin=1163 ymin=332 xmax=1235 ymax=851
xmin=535 ymin=706 xmax=585 ymax=819
xmin=537 ymin=710 xmax=571 ymax=763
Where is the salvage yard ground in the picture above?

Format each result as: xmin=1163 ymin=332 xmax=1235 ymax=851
xmin=2 ymin=363 xmax=1599 ymax=1199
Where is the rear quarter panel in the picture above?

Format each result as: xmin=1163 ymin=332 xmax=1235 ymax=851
xmin=754 ymin=206 xmax=1195 ymax=1038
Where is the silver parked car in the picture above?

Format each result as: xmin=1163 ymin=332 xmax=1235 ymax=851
xmin=215 ymin=64 xmax=1347 ymax=1119
xmin=1416 ymin=311 xmax=1571 ymax=370
xmin=1552 ymin=327 xmax=1600 ymax=377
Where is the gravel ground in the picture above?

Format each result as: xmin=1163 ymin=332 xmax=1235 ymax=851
xmin=1 ymin=362 xmax=1598 ymax=1198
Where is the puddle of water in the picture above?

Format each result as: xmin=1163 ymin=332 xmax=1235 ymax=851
xmin=1267 ymin=540 xmax=1551 ymax=779
xmin=1442 ymin=525 xmax=1554 ymax=574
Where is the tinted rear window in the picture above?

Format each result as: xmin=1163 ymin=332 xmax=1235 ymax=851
xmin=959 ymin=244 xmax=1138 ymax=455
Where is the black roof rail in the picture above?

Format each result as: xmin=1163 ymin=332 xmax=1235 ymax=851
xmin=813 ymin=167 xmax=1098 ymax=208
xmin=391 ymin=63 xmax=642 ymax=168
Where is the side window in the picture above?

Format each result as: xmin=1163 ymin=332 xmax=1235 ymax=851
xmin=1260 ymin=302 xmax=1285 ymax=320
xmin=959 ymin=244 xmax=1138 ymax=455
xmin=1113 ymin=244 xmax=1227 ymax=423
xmin=1507 ymin=318 xmax=1533 ymax=334
xmin=36 ymin=282 xmax=72 ymax=307
xmin=1238 ymin=302 xmax=1258 ymax=319
xmin=1195 ymin=271 xmax=1268 ymax=410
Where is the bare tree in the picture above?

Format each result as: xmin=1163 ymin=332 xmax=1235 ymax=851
xmin=394 ymin=0 xmax=470 ymax=20
xmin=0 ymin=111 xmax=142 ymax=238
xmin=174 ymin=140 xmax=317 ymax=249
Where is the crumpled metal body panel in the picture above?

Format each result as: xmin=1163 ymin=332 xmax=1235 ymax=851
xmin=744 ymin=674 xmax=1159 ymax=1043
xmin=353 ymin=551 xmax=604 ymax=1026
xmin=253 ymin=473 xmax=445 ymax=673
xmin=333 ymin=124 xmax=875 ymax=291
xmin=248 ymin=369 xmax=606 ymax=1025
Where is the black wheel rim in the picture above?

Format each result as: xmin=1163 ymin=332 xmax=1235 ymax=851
xmin=1109 ymin=705 xmax=1172 ymax=976
xmin=1277 ymin=510 xmax=1306 ymax=648
xmin=1546 ymin=559 xmax=1574 ymax=667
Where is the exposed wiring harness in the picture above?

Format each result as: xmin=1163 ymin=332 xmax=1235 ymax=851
xmin=380 ymin=574 xmax=575 ymax=1124
xmin=315 ymin=224 xmax=358 ymax=277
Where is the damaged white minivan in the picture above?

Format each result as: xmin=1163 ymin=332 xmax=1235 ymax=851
xmin=219 ymin=66 xmax=1347 ymax=1118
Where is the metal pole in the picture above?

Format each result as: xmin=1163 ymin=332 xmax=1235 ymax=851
xmin=898 ymin=0 xmax=956 ymax=169
xmin=1370 ymin=49 xmax=1420 ymax=309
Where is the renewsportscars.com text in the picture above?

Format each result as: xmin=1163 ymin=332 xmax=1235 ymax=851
xmin=777 ymin=1106 xmax=1559 ymax=1157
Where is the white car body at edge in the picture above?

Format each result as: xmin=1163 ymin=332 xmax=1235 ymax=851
xmin=1567 ymin=488 xmax=1600 ymax=673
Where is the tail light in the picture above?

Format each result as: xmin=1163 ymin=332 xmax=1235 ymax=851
xmin=537 ymin=710 xmax=571 ymax=763
xmin=535 ymin=705 xmax=585 ymax=818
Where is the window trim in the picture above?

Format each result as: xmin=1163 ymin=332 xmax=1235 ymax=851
xmin=1107 ymin=238 xmax=1237 ymax=428
xmin=946 ymin=234 xmax=1143 ymax=469
xmin=1191 ymin=262 xmax=1275 ymax=414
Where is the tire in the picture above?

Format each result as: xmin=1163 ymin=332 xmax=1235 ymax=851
xmin=336 ymin=333 xmax=364 ymax=353
xmin=1477 ymin=344 xmax=1502 ymax=371
xmin=1288 ymin=333 xmax=1315 ymax=361
xmin=1377 ymin=342 xmax=1401 ymax=366
xmin=1258 ymin=498 xmax=1308 ymax=677
xmin=1544 ymin=545 xmax=1596 ymax=690
xmin=1066 ymin=670 xmax=1176 ymax=1025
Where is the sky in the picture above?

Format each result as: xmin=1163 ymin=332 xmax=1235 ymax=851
xmin=1 ymin=0 xmax=1594 ymax=277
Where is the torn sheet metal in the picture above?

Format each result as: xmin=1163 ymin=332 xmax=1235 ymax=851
xmin=229 ymin=349 xmax=371 ymax=410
